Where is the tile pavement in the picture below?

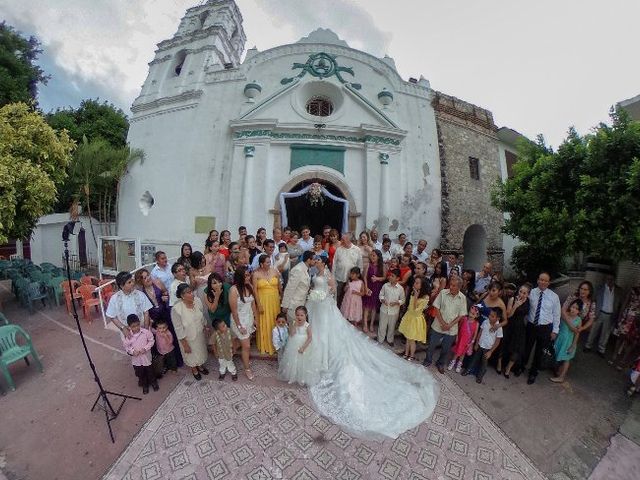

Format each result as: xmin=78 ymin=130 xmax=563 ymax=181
xmin=104 ymin=361 xmax=546 ymax=480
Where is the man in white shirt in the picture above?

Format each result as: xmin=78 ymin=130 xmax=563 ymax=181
xmin=297 ymin=225 xmax=314 ymax=252
xmin=585 ymin=273 xmax=623 ymax=356
xmin=446 ymin=253 xmax=461 ymax=279
xmin=370 ymin=229 xmax=383 ymax=251
xmin=106 ymin=271 xmax=153 ymax=335
xmin=378 ymin=269 xmax=405 ymax=345
xmin=381 ymin=238 xmax=393 ymax=263
xmin=474 ymin=262 xmax=493 ymax=296
xmin=390 ymin=233 xmax=407 ymax=257
xmin=424 ymin=276 xmax=468 ymax=373
xmin=413 ymin=239 xmax=429 ymax=263
xmin=281 ymin=251 xmax=314 ymax=325
xmin=332 ymin=232 xmax=363 ymax=307
xmin=524 ymin=271 xmax=561 ymax=384
xmin=150 ymin=251 xmax=173 ymax=293
xmin=250 ymin=239 xmax=278 ymax=271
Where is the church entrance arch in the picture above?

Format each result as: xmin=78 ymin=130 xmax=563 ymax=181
xmin=273 ymin=173 xmax=358 ymax=236
xmin=462 ymin=224 xmax=487 ymax=272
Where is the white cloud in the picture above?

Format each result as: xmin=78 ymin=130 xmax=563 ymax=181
xmin=241 ymin=0 xmax=391 ymax=56
xmin=1 ymin=0 xmax=639 ymax=147
xmin=0 ymin=0 xmax=189 ymax=108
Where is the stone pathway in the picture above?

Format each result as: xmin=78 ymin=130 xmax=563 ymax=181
xmin=104 ymin=361 xmax=546 ymax=480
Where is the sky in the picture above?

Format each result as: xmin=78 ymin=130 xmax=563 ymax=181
xmin=1 ymin=0 xmax=638 ymax=148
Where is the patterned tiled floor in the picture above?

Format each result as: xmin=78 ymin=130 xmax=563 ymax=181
xmin=104 ymin=361 xmax=546 ymax=480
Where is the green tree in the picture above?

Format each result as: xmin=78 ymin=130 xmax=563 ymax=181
xmin=0 ymin=22 xmax=49 ymax=107
xmin=47 ymin=99 xmax=129 ymax=148
xmin=0 ymin=103 xmax=74 ymax=243
xmin=492 ymin=108 xmax=640 ymax=279
xmin=47 ymin=99 xmax=130 ymax=212
xmin=66 ymin=137 xmax=143 ymax=245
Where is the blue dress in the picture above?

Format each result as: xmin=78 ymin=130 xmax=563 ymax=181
xmin=554 ymin=316 xmax=582 ymax=361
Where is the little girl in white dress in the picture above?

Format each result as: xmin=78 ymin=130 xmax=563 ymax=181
xmin=278 ymin=306 xmax=320 ymax=386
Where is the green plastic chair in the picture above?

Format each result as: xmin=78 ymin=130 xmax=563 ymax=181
xmin=13 ymin=278 xmax=30 ymax=305
xmin=47 ymin=276 xmax=67 ymax=307
xmin=25 ymin=282 xmax=48 ymax=313
xmin=0 ymin=324 xmax=43 ymax=391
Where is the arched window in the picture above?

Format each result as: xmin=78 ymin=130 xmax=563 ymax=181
xmin=173 ymin=50 xmax=187 ymax=76
xmin=306 ymin=96 xmax=334 ymax=117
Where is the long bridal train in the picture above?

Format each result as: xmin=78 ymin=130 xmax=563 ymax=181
xmin=279 ymin=274 xmax=439 ymax=439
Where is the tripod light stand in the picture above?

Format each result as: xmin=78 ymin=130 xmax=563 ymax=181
xmin=62 ymin=221 xmax=140 ymax=443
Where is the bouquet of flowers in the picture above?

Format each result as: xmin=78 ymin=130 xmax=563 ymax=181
xmin=307 ymin=182 xmax=324 ymax=207
xmin=308 ymin=289 xmax=327 ymax=302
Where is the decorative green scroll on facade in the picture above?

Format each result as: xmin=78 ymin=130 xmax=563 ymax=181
xmin=234 ymin=130 xmax=400 ymax=146
xmin=281 ymin=52 xmax=362 ymax=89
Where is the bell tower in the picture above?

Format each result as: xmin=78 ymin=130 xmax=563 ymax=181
xmin=134 ymin=0 xmax=246 ymax=105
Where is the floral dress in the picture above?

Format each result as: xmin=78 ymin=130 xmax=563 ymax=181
xmin=615 ymin=287 xmax=640 ymax=337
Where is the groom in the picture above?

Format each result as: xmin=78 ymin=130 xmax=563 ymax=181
xmin=281 ymin=250 xmax=315 ymax=325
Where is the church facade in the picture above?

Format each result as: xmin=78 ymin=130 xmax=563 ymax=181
xmin=118 ymin=0 xmax=507 ymax=271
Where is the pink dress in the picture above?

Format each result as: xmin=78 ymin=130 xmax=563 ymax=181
xmin=341 ymin=279 xmax=364 ymax=323
xmin=451 ymin=316 xmax=478 ymax=357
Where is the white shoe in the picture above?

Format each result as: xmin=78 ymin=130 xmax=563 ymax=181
xmin=447 ymin=359 xmax=456 ymax=371
xmin=455 ymin=362 xmax=462 ymax=374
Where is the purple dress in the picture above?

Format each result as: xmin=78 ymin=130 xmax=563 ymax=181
xmin=363 ymin=264 xmax=383 ymax=310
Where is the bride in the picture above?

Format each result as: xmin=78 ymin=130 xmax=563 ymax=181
xmin=280 ymin=255 xmax=439 ymax=439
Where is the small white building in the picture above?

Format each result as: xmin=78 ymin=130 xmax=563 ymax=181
xmin=30 ymin=214 xmax=101 ymax=268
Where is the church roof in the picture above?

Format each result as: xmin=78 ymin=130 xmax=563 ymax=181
xmin=296 ymin=28 xmax=350 ymax=48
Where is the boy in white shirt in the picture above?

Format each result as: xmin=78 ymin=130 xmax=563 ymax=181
xmin=462 ymin=306 xmax=503 ymax=383
xmin=272 ymin=313 xmax=289 ymax=361
xmin=378 ymin=269 xmax=406 ymax=345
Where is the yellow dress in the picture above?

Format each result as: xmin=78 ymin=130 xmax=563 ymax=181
xmin=256 ymin=276 xmax=281 ymax=355
xmin=398 ymin=295 xmax=429 ymax=342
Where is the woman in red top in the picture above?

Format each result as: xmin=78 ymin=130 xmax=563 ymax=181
xmin=327 ymin=228 xmax=340 ymax=269
xmin=399 ymin=254 xmax=413 ymax=291
xmin=219 ymin=230 xmax=232 ymax=259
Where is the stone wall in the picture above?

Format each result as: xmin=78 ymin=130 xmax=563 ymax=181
xmin=433 ymin=92 xmax=504 ymax=270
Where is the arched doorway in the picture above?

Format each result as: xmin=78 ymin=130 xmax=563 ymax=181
xmin=282 ymin=179 xmax=346 ymax=236
xmin=462 ymin=224 xmax=487 ymax=272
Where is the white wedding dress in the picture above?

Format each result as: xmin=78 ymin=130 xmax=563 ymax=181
xmin=303 ymin=273 xmax=439 ymax=439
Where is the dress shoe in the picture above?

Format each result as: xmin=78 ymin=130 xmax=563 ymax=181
xmin=142 ymin=386 xmax=149 ymax=394
xmin=199 ymin=366 xmax=210 ymax=375
xmin=583 ymin=346 xmax=592 ymax=353
xmin=231 ymin=373 xmax=238 ymax=381
xmin=192 ymin=371 xmax=202 ymax=381
xmin=151 ymin=382 xmax=159 ymax=391
xmin=527 ymin=376 xmax=536 ymax=385
xmin=437 ymin=365 xmax=445 ymax=374
xmin=597 ymin=351 xmax=605 ymax=359
xmin=218 ymin=372 xmax=226 ymax=381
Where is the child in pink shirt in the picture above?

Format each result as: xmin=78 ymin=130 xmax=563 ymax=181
xmin=152 ymin=318 xmax=178 ymax=374
xmin=122 ymin=314 xmax=158 ymax=394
